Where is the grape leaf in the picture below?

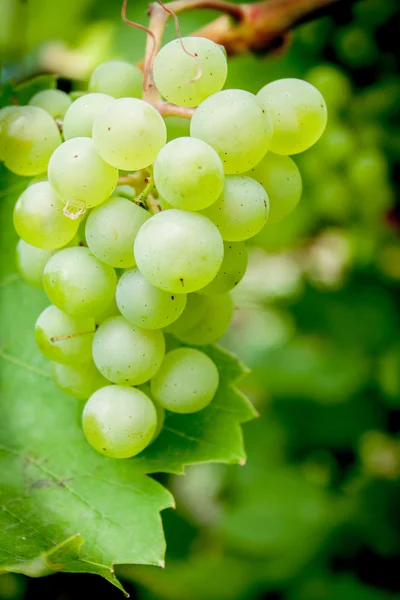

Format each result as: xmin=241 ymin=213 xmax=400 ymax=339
xmin=0 ymin=174 xmax=255 ymax=591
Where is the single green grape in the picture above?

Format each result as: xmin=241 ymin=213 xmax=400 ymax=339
xmin=335 ymin=24 xmax=378 ymax=68
xmin=199 ymin=241 xmax=248 ymax=296
xmin=85 ymin=197 xmax=149 ymax=268
xmin=202 ymin=176 xmax=269 ymax=241
xmin=257 ymin=78 xmax=327 ymax=155
xmin=116 ymin=268 xmax=187 ymax=329
xmin=134 ymin=209 xmax=224 ymax=294
xmin=154 ymin=137 xmax=225 ymax=211
xmin=92 ymin=316 xmax=165 ymax=386
xmin=89 ymin=60 xmax=143 ymax=99
xmin=43 ymin=247 xmax=117 ymax=319
xmin=35 ymin=304 xmax=95 ymax=364
xmin=28 ymin=89 xmax=72 ymax=119
xmin=93 ymin=98 xmax=167 ymax=171
xmin=153 ymin=37 xmax=227 ymax=108
xmin=82 ymin=385 xmax=157 ymax=458
xmin=247 ymin=153 xmax=302 ymax=223
xmin=13 ymin=181 xmax=80 ymax=250
xmin=63 ymin=93 xmax=114 ymax=140
xmin=166 ymin=293 xmax=208 ymax=336
xmin=190 ymin=89 xmax=273 ymax=174
xmin=16 ymin=239 xmax=54 ymax=288
xmin=306 ymin=64 xmax=352 ymax=113
xmin=150 ymin=348 xmax=219 ymax=414
xmin=2 ymin=106 xmax=61 ymax=176
xmin=52 ymin=360 xmax=108 ymax=399
xmin=111 ymin=184 xmax=136 ymax=201
xmin=174 ymin=293 xmax=233 ymax=345
xmin=48 ymin=137 xmax=118 ymax=211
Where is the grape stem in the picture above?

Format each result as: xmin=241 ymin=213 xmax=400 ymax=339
xmin=133 ymin=0 xmax=358 ymax=119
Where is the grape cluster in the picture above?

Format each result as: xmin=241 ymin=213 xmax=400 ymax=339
xmin=1 ymin=37 xmax=327 ymax=459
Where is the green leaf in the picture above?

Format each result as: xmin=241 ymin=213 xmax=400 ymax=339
xmin=0 ymin=176 xmax=254 ymax=591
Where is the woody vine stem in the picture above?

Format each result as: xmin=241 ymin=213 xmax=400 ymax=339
xmin=122 ymin=0 xmax=358 ymax=120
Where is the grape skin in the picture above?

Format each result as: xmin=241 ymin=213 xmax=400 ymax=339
xmin=85 ymin=197 xmax=150 ymax=268
xmin=63 ymin=93 xmax=114 ymax=140
xmin=154 ymin=137 xmax=225 ymax=211
xmin=151 ymin=348 xmax=219 ymax=414
xmin=28 ymin=89 xmax=72 ymax=119
xmin=16 ymin=240 xmax=54 ymax=289
xmin=92 ymin=98 xmax=167 ymax=171
xmin=153 ymin=37 xmax=228 ymax=108
xmin=199 ymin=241 xmax=248 ymax=296
xmin=92 ymin=316 xmax=165 ymax=386
xmin=48 ymin=137 xmax=119 ymax=210
xmin=116 ymin=268 xmax=187 ymax=330
xmin=13 ymin=181 xmax=80 ymax=250
xmin=202 ymin=176 xmax=269 ymax=241
xmin=134 ymin=209 xmax=224 ymax=294
xmin=247 ymin=153 xmax=302 ymax=223
xmin=43 ymin=247 xmax=117 ymax=319
xmin=257 ymin=78 xmax=327 ymax=155
xmin=52 ymin=361 xmax=108 ymax=399
xmin=2 ymin=106 xmax=61 ymax=176
xmin=174 ymin=293 xmax=233 ymax=346
xmin=82 ymin=385 xmax=157 ymax=458
xmin=35 ymin=305 xmax=95 ymax=365
xmin=89 ymin=60 xmax=143 ymax=99
xmin=190 ymin=89 xmax=273 ymax=174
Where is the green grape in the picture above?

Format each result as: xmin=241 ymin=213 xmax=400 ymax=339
xmin=111 ymin=184 xmax=136 ymax=200
xmin=13 ymin=182 xmax=80 ymax=250
xmin=35 ymin=304 xmax=95 ymax=364
xmin=85 ymin=197 xmax=149 ymax=268
xmin=93 ymin=98 xmax=167 ymax=171
xmin=134 ymin=209 xmax=223 ymax=294
xmin=153 ymin=37 xmax=227 ymax=108
xmin=82 ymin=385 xmax=157 ymax=458
xmin=48 ymin=137 xmax=118 ymax=210
xmin=335 ymin=25 xmax=378 ymax=68
xmin=154 ymin=137 xmax=224 ymax=211
xmin=166 ymin=293 xmax=208 ymax=335
xmin=92 ymin=316 xmax=165 ymax=386
xmin=28 ymin=89 xmax=72 ymax=119
xmin=174 ymin=293 xmax=233 ymax=345
xmin=199 ymin=241 xmax=248 ymax=296
xmin=348 ymin=148 xmax=388 ymax=190
xmin=43 ymin=247 xmax=117 ymax=319
xmin=116 ymin=268 xmax=187 ymax=329
xmin=63 ymin=93 xmax=114 ymax=140
xmin=190 ymin=89 xmax=273 ymax=174
xmin=16 ymin=239 xmax=54 ymax=288
xmin=0 ymin=106 xmax=21 ymax=161
xmin=202 ymin=176 xmax=269 ymax=241
xmin=137 ymin=382 xmax=165 ymax=441
xmin=257 ymin=78 xmax=327 ymax=155
xmin=247 ymin=153 xmax=302 ymax=224
xmin=318 ymin=123 xmax=356 ymax=167
xmin=165 ymin=115 xmax=191 ymax=141
xmin=353 ymin=0 xmax=397 ymax=28
xmin=88 ymin=60 xmax=143 ymax=99
xmin=95 ymin=295 xmax=120 ymax=325
xmin=150 ymin=348 xmax=219 ymax=414
xmin=52 ymin=360 xmax=108 ymax=399
xmin=2 ymin=106 xmax=61 ymax=176
xmin=306 ymin=64 xmax=352 ymax=113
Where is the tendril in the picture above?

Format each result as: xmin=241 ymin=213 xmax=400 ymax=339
xmin=121 ymin=0 xmax=157 ymax=91
xmin=157 ymin=0 xmax=203 ymax=82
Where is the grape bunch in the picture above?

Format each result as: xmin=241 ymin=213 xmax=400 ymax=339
xmin=0 ymin=36 xmax=327 ymax=459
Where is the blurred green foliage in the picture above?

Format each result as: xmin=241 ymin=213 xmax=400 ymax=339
xmin=1 ymin=0 xmax=399 ymax=598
